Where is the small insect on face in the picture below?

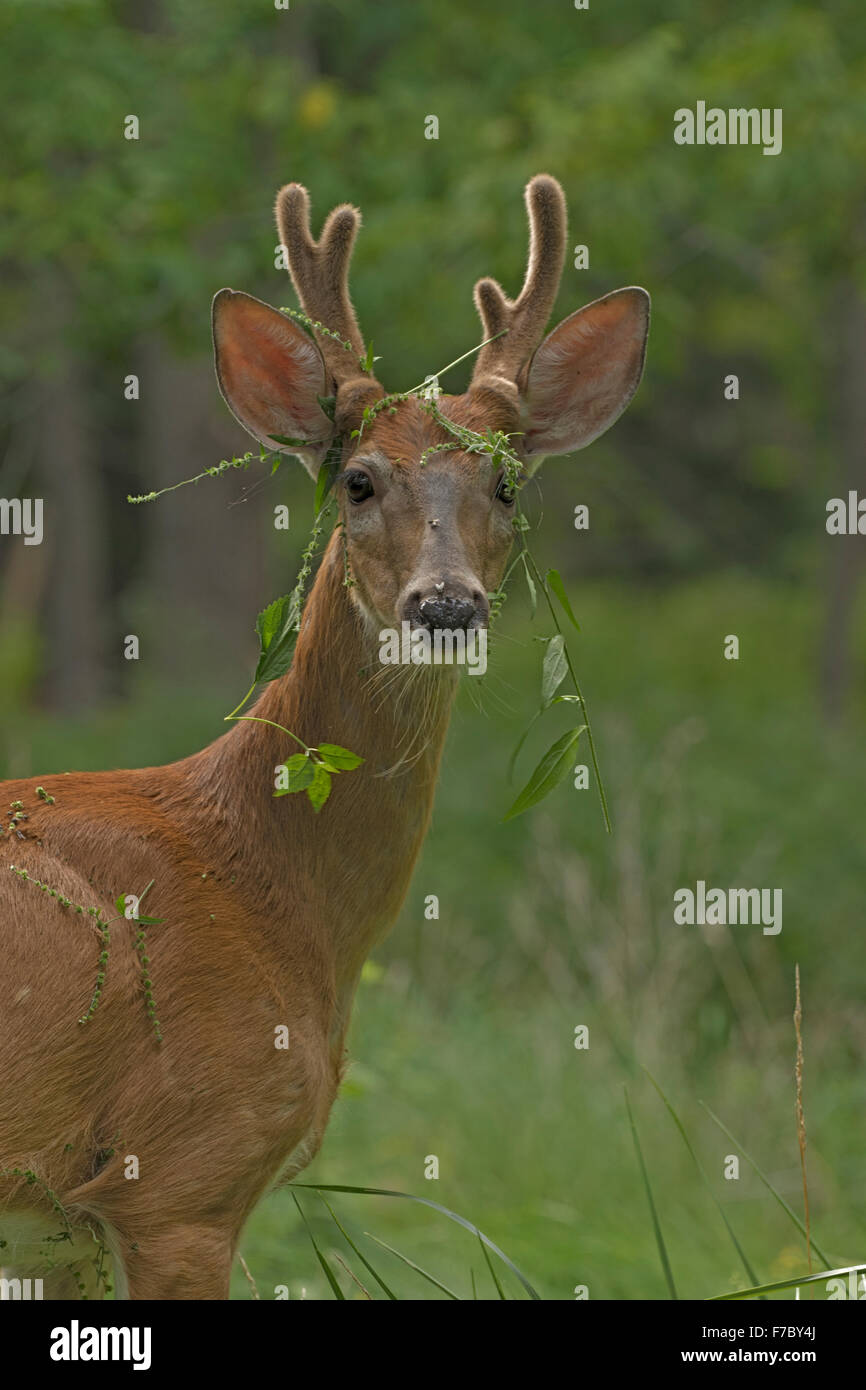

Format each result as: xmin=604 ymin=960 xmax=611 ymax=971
xmin=212 ymin=174 xmax=649 ymax=645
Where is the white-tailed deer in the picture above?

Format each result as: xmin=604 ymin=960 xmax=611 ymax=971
xmin=0 ymin=175 xmax=648 ymax=1298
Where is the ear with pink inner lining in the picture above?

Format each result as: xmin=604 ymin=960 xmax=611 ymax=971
xmin=212 ymin=288 xmax=334 ymax=479
xmin=523 ymin=287 xmax=650 ymax=467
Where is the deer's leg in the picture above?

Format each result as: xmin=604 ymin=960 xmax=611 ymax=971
xmin=118 ymin=1224 xmax=233 ymax=1300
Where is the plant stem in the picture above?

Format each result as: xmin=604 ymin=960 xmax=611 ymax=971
xmin=225 ymin=683 xmax=257 ymax=721
xmin=404 ymin=330 xmax=507 ymax=395
xmin=225 ymin=714 xmax=311 ymax=754
xmin=521 ymin=545 xmax=612 ymax=834
xmin=136 ymin=878 xmax=155 ymax=911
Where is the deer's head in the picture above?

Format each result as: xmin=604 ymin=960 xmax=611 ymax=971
xmin=213 ymin=176 xmax=649 ymax=635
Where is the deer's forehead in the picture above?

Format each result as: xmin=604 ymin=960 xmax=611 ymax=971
xmin=350 ymin=392 xmax=518 ymax=476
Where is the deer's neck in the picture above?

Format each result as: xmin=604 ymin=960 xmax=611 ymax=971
xmin=182 ymin=532 xmax=456 ymax=1009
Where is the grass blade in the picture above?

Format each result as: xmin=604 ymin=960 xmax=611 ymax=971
xmin=318 ymin=1195 xmax=397 ymax=1300
xmin=237 ymin=1252 xmax=259 ymax=1299
xmin=291 ymin=1182 xmax=539 ymax=1299
xmin=292 ymin=1192 xmax=344 ymax=1299
xmin=709 ymin=1263 xmax=866 ymax=1301
xmin=477 ymin=1229 xmax=507 ymax=1299
xmin=366 ymin=1232 xmax=460 ymax=1299
xmin=644 ymin=1069 xmax=760 ymax=1289
xmin=793 ymin=964 xmax=812 ymax=1275
xmin=700 ymin=1103 xmax=834 ymax=1269
xmin=333 ymin=1252 xmax=372 ymax=1299
xmin=625 ymin=1086 xmax=678 ymax=1299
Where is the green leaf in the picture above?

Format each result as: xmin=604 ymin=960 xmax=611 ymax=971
xmin=363 ymin=341 xmax=376 ymax=373
xmin=546 ymin=568 xmax=580 ymax=631
xmin=113 ymin=892 xmax=162 ymax=925
xmin=503 ymin=726 xmax=585 ymax=822
xmin=521 ymin=553 xmax=537 ymax=618
xmin=317 ymin=394 xmax=336 ymax=421
xmin=253 ymin=594 xmax=298 ymax=685
xmin=541 ymin=634 xmax=568 ymax=707
xmin=269 ymin=434 xmax=318 ymax=449
xmin=314 ymin=455 xmax=339 ymax=517
xmin=273 ymin=753 xmax=315 ymax=798
xmin=307 ymin=764 xmax=332 ymax=812
xmin=317 ymin=743 xmax=364 ymax=771
xmin=270 ymin=458 xmax=282 ymax=476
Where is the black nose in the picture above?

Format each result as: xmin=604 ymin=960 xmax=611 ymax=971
xmin=417 ymin=595 xmax=477 ymax=631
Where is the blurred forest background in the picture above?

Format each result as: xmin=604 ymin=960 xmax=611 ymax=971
xmin=1 ymin=0 xmax=864 ymax=1298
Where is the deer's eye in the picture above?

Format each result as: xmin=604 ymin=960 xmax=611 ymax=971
xmin=495 ymin=475 xmax=516 ymax=507
xmin=345 ymin=470 xmax=374 ymax=504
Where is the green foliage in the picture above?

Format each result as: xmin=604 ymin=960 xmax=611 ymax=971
xmin=541 ymin=634 xmax=568 ymax=706
xmin=277 ymin=753 xmax=315 ymax=794
xmin=318 ymin=744 xmax=364 ymax=771
xmin=253 ymin=594 xmax=297 ymax=685
xmin=546 ymin=569 xmax=580 ymax=632
xmin=504 ymin=726 xmax=585 ymax=822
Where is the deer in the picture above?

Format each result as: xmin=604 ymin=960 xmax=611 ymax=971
xmin=0 ymin=174 xmax=648 ymax=1299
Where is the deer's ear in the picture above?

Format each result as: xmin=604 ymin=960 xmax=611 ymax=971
xmin=523 ymin=287 xmax=649 ymax=467
xmin=212 ymin=289 xmax=334 ymax=479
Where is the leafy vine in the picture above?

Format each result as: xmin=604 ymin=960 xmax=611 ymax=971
xmin=8 ymin=866 xmax=164 ymax=1040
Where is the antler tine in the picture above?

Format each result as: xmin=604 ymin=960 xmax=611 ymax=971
xmin=275 ymin=182 xmax=377 ymax=392
xmin=471 ymin=174 xmax=567 ymax=396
